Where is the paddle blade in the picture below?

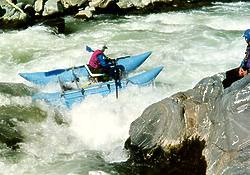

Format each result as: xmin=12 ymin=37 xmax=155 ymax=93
xmin=86 ymin=45 xmax=94 ymax=52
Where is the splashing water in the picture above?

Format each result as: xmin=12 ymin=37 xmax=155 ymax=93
xmin=0 ymin=2 xmax=250 ymax=175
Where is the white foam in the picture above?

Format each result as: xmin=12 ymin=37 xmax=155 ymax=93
xmin=1 ymin=2 xmax=250 ymax=174
xmin=70 ymin=86 xmax=162 ymax=152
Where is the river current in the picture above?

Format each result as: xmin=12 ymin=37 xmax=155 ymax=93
xmin=0 ymin=2 xmax=249 ymax=175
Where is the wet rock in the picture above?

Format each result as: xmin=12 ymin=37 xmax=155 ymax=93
xmin=124 ymin=136 xmax=207 ymax=175
xmin=39 ymin=17 xmax=65 ymax=33
xmin=0 ymin=1 xmax=30 ymax=29
xmin=34 ymin=0 xmax=44 ymax=14
xmin=0 ymin=119 xmax=23 ymax=149
xmin=23 ymin=4 xmax=35 ymax=18
xmin=206 ymin=74 xmax=250 ymax=174
xmin=125 ymin=72 xmax=250 ymax=174
xmin=0 ymin=0 xmax=247 ymax=31
xmin=16 ymin=0 xmax=36 ymax=5
xmin=89 ymin=0 xmax=120 ymax=14
xmin=0 ymin=105 xmax=47 ymax=148
xmin=117 ymin=0 xmax=212 ymax=14
xmin=74 ymin=9 xmax=93 ymax=20
xmin=0 ymin=6 xmax=6 ymax=17
xmin=222 ymin=67 xmax=243 ymax=89
xmin=42 ymin=0 xmax=64 ymax=16
xmin=60 ymin=0 xmax=88 ymax=9
xmin=0 ymin=102 xmax=66 ymax=149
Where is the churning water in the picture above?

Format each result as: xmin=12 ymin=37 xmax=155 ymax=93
xmin=0 ymin=2 xmax=249 ymax=175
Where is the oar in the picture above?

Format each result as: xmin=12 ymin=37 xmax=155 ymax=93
xmin=86 ymin=45 xmax=94 ymax=53
xmin=113 ymin=60 xmax=121 ymax=99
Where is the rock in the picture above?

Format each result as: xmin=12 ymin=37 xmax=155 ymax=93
xmin=16 ymin=0 xmax=36 ymax=5
xmin=89 ymin=0 xmax=114 ymax=8
xmin=40 ymin=17 xmax=65 ymax=33
xmin=74 ymin=9 xmax=93 ymax=19
xmin=125 ymin=72 xmax=250 ymax=174
xmin=0 ymin=0 xmax=246 ymax=32
xmin=206 ymin=74 xmax=250 ymax=174
xmin=124 ymin=136 xmax=207 ymax=175
xmin=42 ymin=0 xmax=64 ymax=16
xmin=0 ymin=0 xmax=31 ymax=29
xmin=0 ymin=118 xmax=23 ymax=149
xmin=0 ymin=105 xmax=46 ymax=148
xmin=89 ymin=0 xmax=120 ymax=14
xmin=117 ymin=0 xmax=211 ymax=14
xmin=23 ymin=4 xmax=35 ymax=18
xmin=34 ymin=0 xmax=44 ymax=14
xmin=0 ymin=5 xmax=6 ymax=17
xmin=222 ymin=67 xmax=243 ymax=89
xmin=0 ymin=82 xmax=66 ymax=148
xmin=60 ymin=0 xmax=88 ymax=9
xmin=16 ymin=2 xmax=25 ymax=9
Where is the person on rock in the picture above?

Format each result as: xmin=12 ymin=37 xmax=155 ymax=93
xmin=239 ymin=29 xmax=250 ymax=77
xmin=223 ymin=29 xmax=250 ymax=88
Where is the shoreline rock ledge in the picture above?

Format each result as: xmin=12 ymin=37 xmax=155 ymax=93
xmin=124 ymin=73 xmax=250 ymax=175
xmin=0 ymin=0 xmax=248 ymax=32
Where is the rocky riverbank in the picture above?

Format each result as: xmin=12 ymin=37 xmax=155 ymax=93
xmin=0 ymin=0 xmax=248 ymax=32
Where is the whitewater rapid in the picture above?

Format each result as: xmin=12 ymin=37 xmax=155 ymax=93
xmin=0 ymin=2 xmax=249 ymax=175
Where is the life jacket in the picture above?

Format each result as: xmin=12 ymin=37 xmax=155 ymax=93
xmin=242 ymin=45 xmax=250 ymax=70
xmin=88 ymin=50 xmax=104 ymax=69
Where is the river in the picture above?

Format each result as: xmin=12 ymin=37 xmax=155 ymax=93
xmin=0 ymin=2 xmax=249 ymax=175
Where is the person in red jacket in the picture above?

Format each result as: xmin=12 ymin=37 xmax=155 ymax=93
xmin=88 ymin=45 xmax=113 ymax=73
xmin=88 ymin=45 xmax=123 ymax=82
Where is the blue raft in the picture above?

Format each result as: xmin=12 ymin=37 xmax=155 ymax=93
xmin=32 ymin=66 xmax=163 ymax=108
xmin=19 ymin=51 xmax=152 ymax=85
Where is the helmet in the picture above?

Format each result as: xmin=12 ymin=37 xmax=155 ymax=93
xmin=101 ymin=45 xmax=108 ymax=51
xmin=243 ymin=29 xmax=250 ymax=42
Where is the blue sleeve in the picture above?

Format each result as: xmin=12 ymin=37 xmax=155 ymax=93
xmin=241 ymin=47 xmax=250 ymax=70
xmin=97 ymin=54 xmax=110 ymax=68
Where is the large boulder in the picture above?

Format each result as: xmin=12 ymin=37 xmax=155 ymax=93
xmin=42 ymin=0 xmax=64 ymax=16
xmin=74 ymin=8 xmax=93 ymax=20
xmin=34 ymin=0 xmax=44 ymax=14
xmin=125 ymin=72 xmax=250 ymax=174
xmin=89 ymin=0 xmax=120 ymax=14
xmin=0 ymin=1 xmax=30 ymax=29
xmin=206 ymin=74 xmax=250 ymax=174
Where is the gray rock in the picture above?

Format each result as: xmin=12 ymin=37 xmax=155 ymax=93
xmin=89 ymin=0 xmax=115 ymax=9
xmin=34 ymin=0 xmax=44 ymax=14
xmin=42 ymin=0 xmax=64 ymax=16
xmin=60 ymin=0 xmax=87 ymax=9
xmin=0 ymin=1 xmax=29 ymax=29
xmin=205 ymin=74 xmax=250 ymax=174
xmin=127 ymin=72 xmax=250 ymax=174
xmin=74 ymin=9 xmax=93 ymax=19
xmin=117 ymin=0 xmax=173 ymax=9
xmin=16 ymin=0 xmax=36 ymax=5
